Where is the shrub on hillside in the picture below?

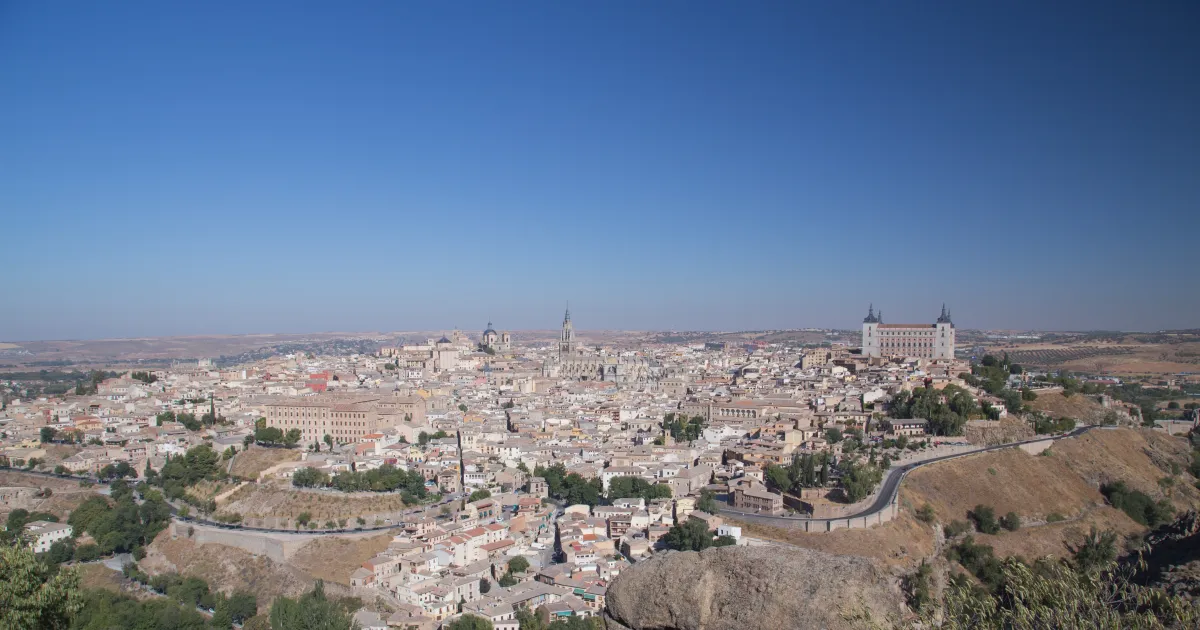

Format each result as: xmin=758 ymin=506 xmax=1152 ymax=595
xmin=944 ymin=520 xmax=971 ymax=538
xmin=1100 ymin=481 xmax=1173 ymax=527
xmin=969 ymin=504 xmax=1001 ymax=535
xmin=999 ymin=511 xmax=1021 ymax=531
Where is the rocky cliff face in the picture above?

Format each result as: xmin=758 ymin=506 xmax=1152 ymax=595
xmin=604 ymin=545 xmax=904 ymax=630
xmin=1134 ymin=510 xmax=1200 ymax=600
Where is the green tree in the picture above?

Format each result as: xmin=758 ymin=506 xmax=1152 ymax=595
xmin=969 ymin=504 xmax=1001 ymax=534
xmin=1072 ymin=526 xmax=1118 ymax=575
xmin=999 ymin=511 xmax=1021 ymax=532
xmin=662 ymin=519 xmax=720 ymax=552
xmin=283 ymin=428 xmax=302 ymax=448
xmin=268 ymin=580 xmax=353 ymax=630
xmin=839 ymin=460 xmax=883 ymax=503
xmin=468 ymin=489 xmax=492 ymax=503
xmin=916 ymin=503 xmax=935 ymax=524
xmin=696 ymin=489 xmax=719 ymax=514
xmin=293 ymin=467 xmax=330 ymax=488
xmin=508 ymin=556 xmax=530 ymax=573
xmin=447 ymin=614 xmax=494 ymax=630
xmin=39 ymin=427 xmax=56 ymax=443
xmin=0 ymin=542 xmax=82 ymax=630
xmin=764 ymin=464 xmax=793 ymax=494
xmin=927 ymin=555 xmax=1196 ymax=629
xmin=323 ymin=434 xmax=333 ymax=450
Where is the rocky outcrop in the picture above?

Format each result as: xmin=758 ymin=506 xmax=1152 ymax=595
xmin=1133 ymin=510 xmax=1200 ymax=600
xmin=604 ymin=545 xmax=904 ymax=630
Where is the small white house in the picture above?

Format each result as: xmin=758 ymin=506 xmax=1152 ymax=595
xmin=25 ymin=521 xmax=72 ymax=553
xmin=716 ymin=524 xmax=742 ymax=542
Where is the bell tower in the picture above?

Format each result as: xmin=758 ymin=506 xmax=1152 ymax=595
xmin=559 ymin=306 xmax=576 ymax=358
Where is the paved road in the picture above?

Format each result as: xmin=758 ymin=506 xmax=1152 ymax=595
xmin=720 ymin=425 xmax=1096 ymax=524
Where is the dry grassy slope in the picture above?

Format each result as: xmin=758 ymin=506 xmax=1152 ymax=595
xmin=220 ymin=481 xmax=410 ymax=521
xmin=741 ymin=428 xmax=1199 ymax=567
xmin=289 ymin=533 xmax=394 ymax=585
xmin=76 ymin=563 xmax=137 ymax=596
xmin=141 ymin=529 xmax=356 ymax=609
xmin=1028 ymin=391 xmax=1109 ymax=423
xmin=1049 ymin=427 xmax=1198 ymax=506
xmin=229 ymin=446 xmax=302 ymax=479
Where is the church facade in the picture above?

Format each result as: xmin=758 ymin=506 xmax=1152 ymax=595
xmin=480 ymin=322 xmax=511 ymax=352
xmin=542 ymin=308 xmax=656 ymax=384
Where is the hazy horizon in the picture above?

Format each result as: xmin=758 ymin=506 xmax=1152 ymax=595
xmin=2 ymin=2 xmax=1198 ymax=340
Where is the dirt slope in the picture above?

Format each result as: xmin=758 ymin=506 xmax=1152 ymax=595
xmin=229 ymin=446 xmax=302 ymax=479
xmin=289 ymin=533 xmax=394 ymax=586
xmin=141 ymin=529 xmax=357 ymax=608
xmin=1028 ymin=391 xmax=1110 ymax=423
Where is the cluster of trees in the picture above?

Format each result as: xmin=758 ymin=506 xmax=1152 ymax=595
xmin=916 ymin=522 xmax=1195 ymax=628
xmin=661 ymin=413 xmax=706 ymax=442
xmin=450 ymin=609 xmax=606 ymax=630
xmin=493 ymin=555 xmax=529 ymax=588
xmin=267 ymin=581 xmax=356 ymax=630
xmin=291 ymin=467 xmax=330 ymax=488
xmin=130 ymin=371 xmax=158 ymax=384
xmin=534 ymin=463 xmax=603 ymax=507
xmin=418 ymin=430 xmax=451 ymax=445
xmin=1100 ymin=480 xmax=1174 ymax=527
xmin=967 ymin=504 xmax=1021 ymax=534
xmin=606 ymin=476 xmax=672 ymax=503
xmin=154 ymin=444 xmax=223 ymax=499
xmin=61 ymin=482 xmax=170 ymax=562
xmin=889 ymin=383 xmax=977 ymax=435
xmin=764 ymin=452 xmax=831 ymax=494
xmin=661 ymin=519 xmax=736 ymax=552
xmin=40 ymin=426 xmax=84 ymax=444
xmin=4 ymin=541 xmax=376 ymax=630
xmin=73 ymin=370 xmax=111 ymax=396
xmin=467 ymin=489 xmax=492 ymax=503
xmin=252 ymin=425 xmax=302 ymax=448
xmin=326 ymin=464 xmax=430 ymax=499
xmin=838 ymin=460 xmax=885 ymax=503
xmin=1032 ymin=414 xmax=1076 ymax=435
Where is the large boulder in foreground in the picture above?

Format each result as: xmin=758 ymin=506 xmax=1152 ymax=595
xmin=604 ymin=545 xmax=903 ymax=630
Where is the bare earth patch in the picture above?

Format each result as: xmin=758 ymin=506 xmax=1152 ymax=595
xmin=1028 ymin=391 xmax=1110 ymax=423
xmin=289 ymin=532 xmax=394 ymax=585
xmin=229 ymin=446 xmax=302 ymax=479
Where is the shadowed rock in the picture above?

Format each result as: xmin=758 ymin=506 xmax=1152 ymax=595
xmin=604 ymin=545 xmax=904 ymax=630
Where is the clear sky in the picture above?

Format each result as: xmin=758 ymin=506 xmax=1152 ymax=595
xmin=1 ymin=2 xmax=1197 ymax=340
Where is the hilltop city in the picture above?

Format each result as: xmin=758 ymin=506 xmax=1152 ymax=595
xmin=2 ymin=307 xmax=1198 ymax=630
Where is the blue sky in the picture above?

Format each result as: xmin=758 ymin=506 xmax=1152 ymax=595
xmin=1 ymin=2 xmax=1197 ymax=340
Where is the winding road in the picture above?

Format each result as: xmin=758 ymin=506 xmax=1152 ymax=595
xmin=719 ymin=425 xmax=1099 ymax=526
